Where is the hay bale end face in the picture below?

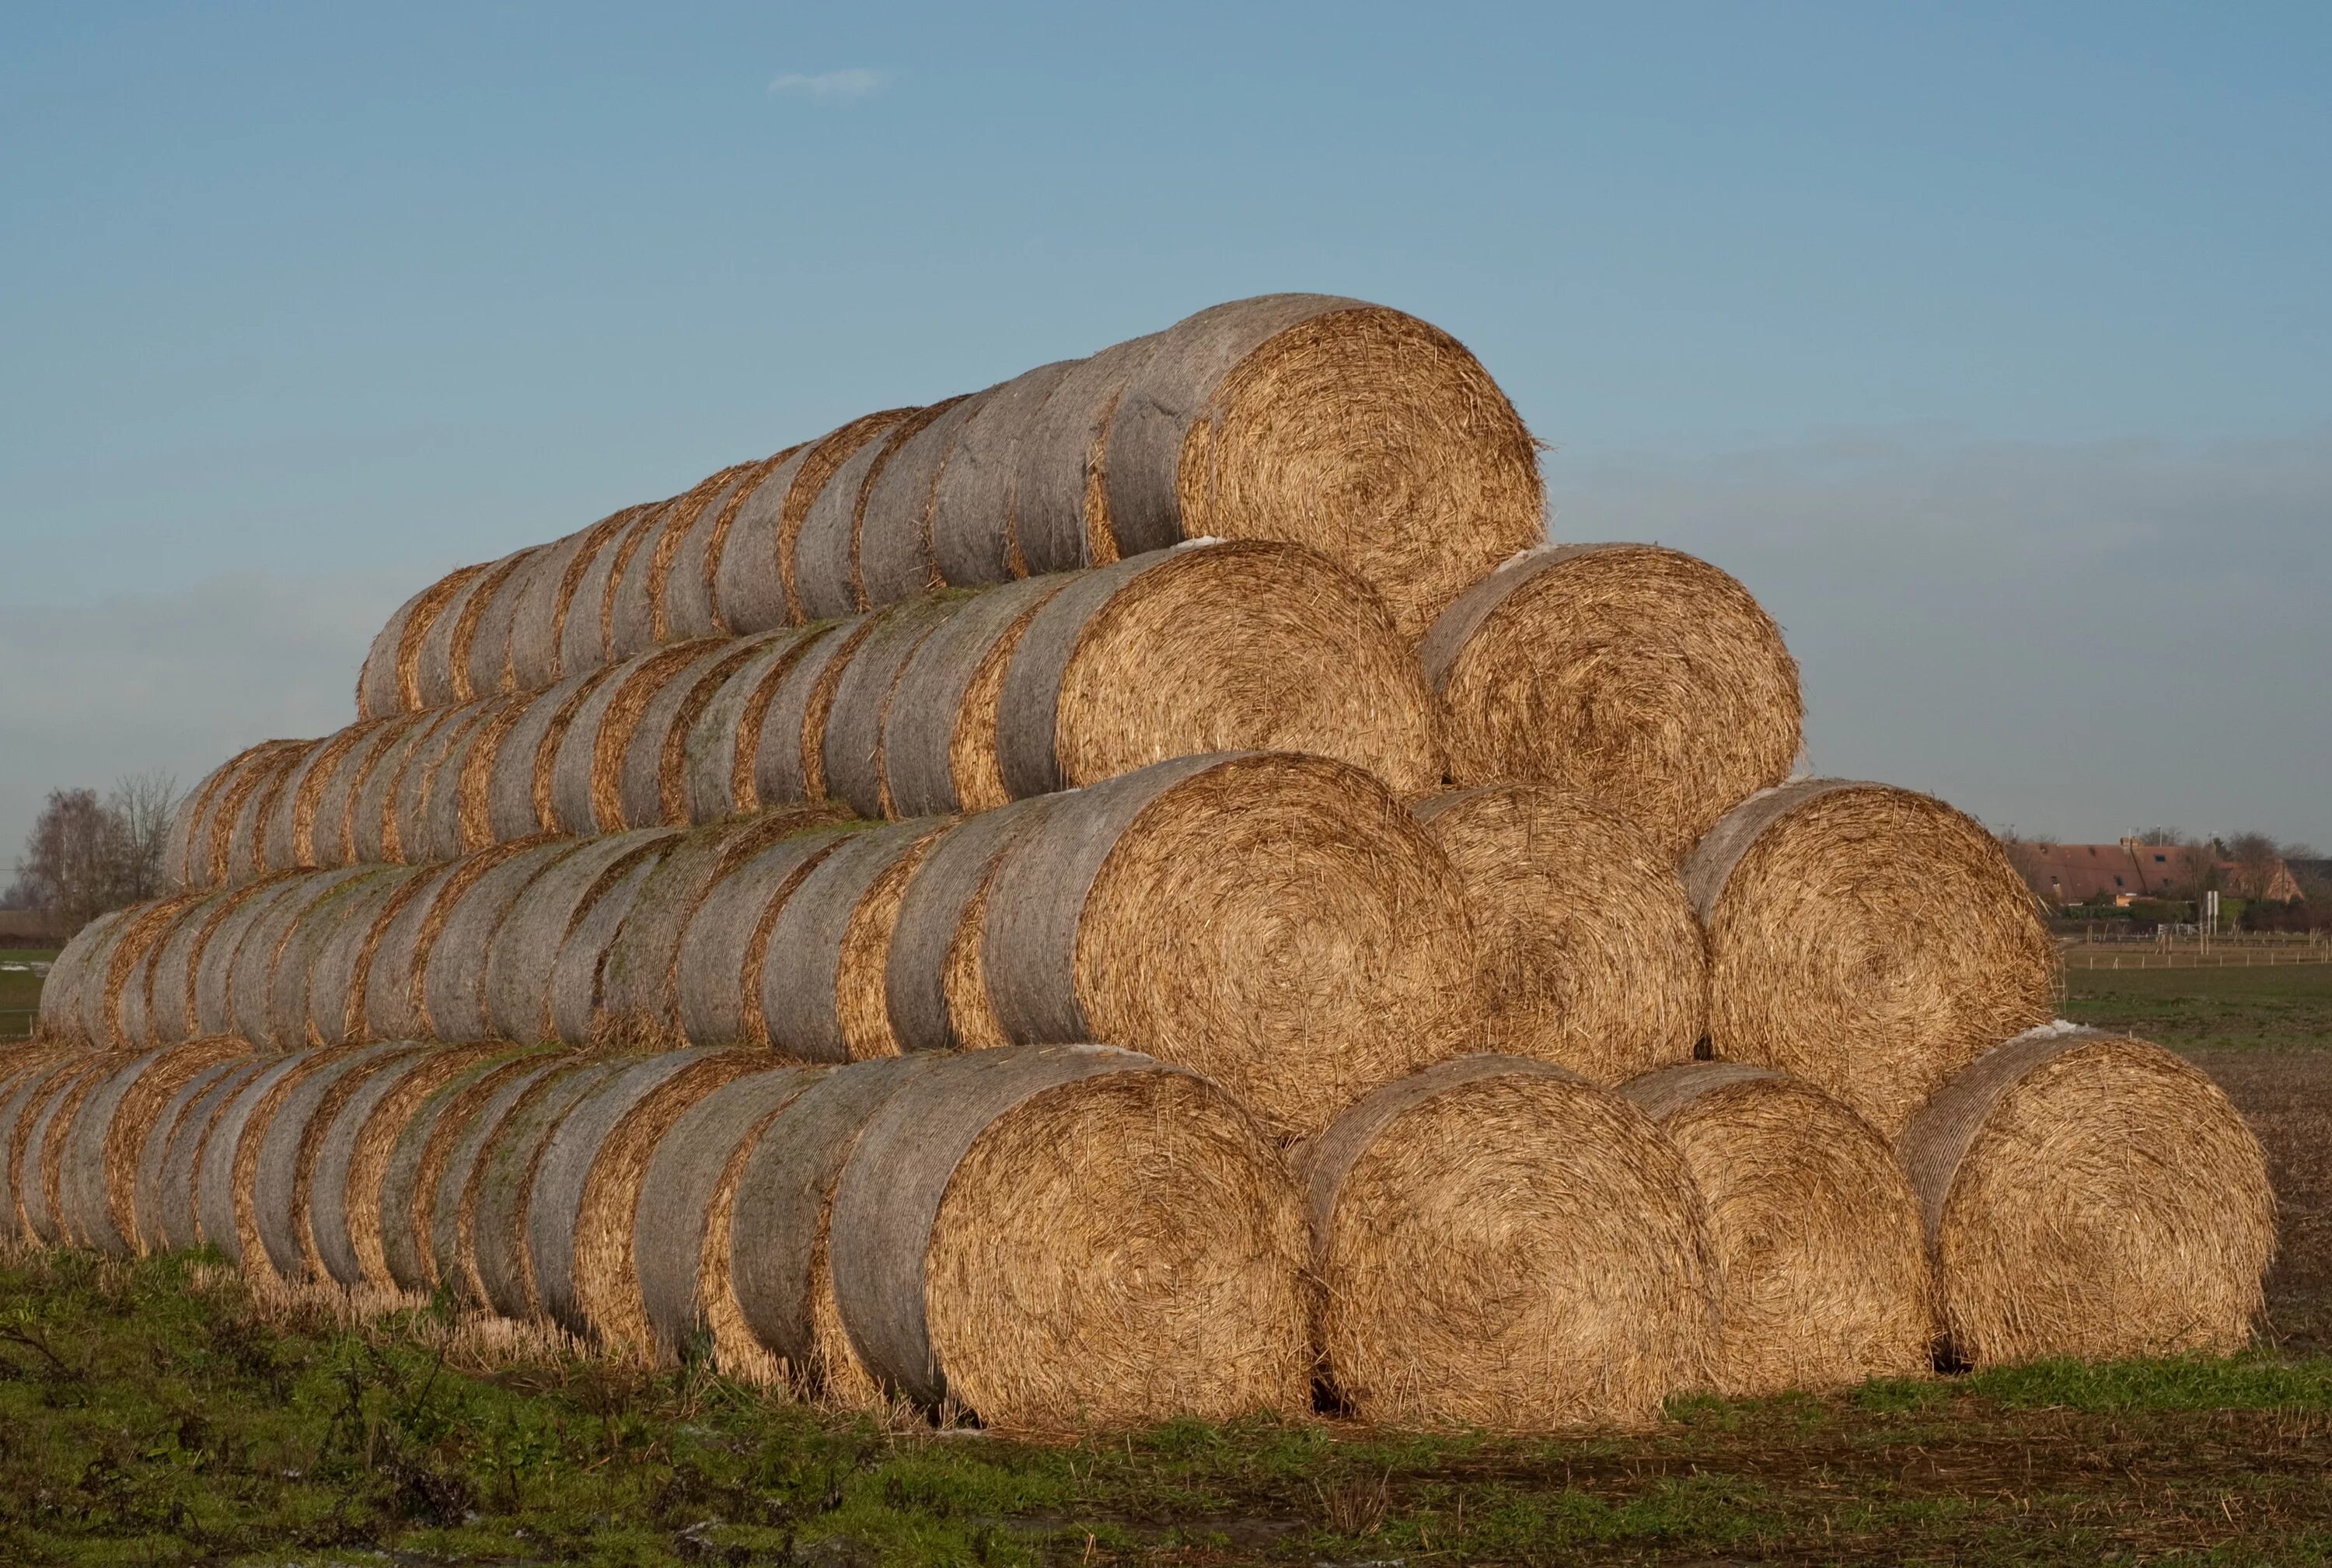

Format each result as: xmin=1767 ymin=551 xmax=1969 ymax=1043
xmin=1300 ymin=1054 xmax=1719 ymax=1430
xmin=1898 ymin=1026 xmax=2275 ymax=1368
xmin=828 ymin=1045 xmax=1313 ymax=1430
xmin=1620 ymin=1063 xmax=1932 ymax=1395
xmin=1684 ymin=779 xmax=2058 ymax=1136
xmin=1421 ymin=544 xmax=1803 ymax=859
xmin=1414 ymin=784 xmax=1704 ymax=1084
xmin=979 ymin=752 xmax=1479 ymax=1139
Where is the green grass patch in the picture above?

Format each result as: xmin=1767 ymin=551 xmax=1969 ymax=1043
xmin=2063 ymin=963 xmax=2332 ymax=1053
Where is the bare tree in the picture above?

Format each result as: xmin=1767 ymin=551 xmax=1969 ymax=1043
xmin=2222 ymin=831 xmax=2286 ymax=900
xmin=2128 ymin=826 xmax=2192 ymax=847
xmin=9 ymin=772 xmax=181 ymax=934
xmin=107 ymin=770 xmax=178 ymax=905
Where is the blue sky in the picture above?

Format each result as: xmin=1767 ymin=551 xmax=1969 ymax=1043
xmin=3 ymin=3 xmax=2328 ymax=855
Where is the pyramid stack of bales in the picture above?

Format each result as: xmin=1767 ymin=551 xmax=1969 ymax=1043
xmin=17 ymin=293 xmax=2274 ymax=1433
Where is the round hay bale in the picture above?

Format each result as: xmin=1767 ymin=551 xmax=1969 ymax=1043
xmin=98 ymin=1037 xmax=246 ymax=1252
xmin=1105 ymin=295 xmax=1543 ymax=641
xmin=147 ymin=876 xmax=297 ymax=1046
xmin=793 ymin=413 xmax=923 ymax=622
xmin=532 ymin=1051 xmax=759 ymax=1336
xmin=560 ymin=506 xmax=665 ymax=680
xmin=675 ymin=825 xmax=861 ymax=1049
xmin=669 ymin=448 xmax=805 ymax=640
xmin=412 ymin=694 xmax=523 ymax=863
xmin=885 ymin=798 xmax=1059 ymax=1056
xmin=1900 ymin=1025 xmax=2276 ymax=1367
xmin=193 ymin=1053 xmax=312 ymax=1259
xmin=616 ymin=638 xmax=770 ymax=829
xmin=22 ymin=1055 xmax=117 ymax=1244
xmin=503 ymin=519 xmax=613 ymax=692
xmin=631 ymin=1064 xmax=824 ymax=1370
xmin=776 ymin=410 xmax=920 ymax=621
xmin=728 ymin=1054 xmax=952 ymax=1399
xmin=358 ymin=563 xmax=487 ymax=720
xmin=54 ymin=1047 xmax=173 ymax=1252
xmin=853 ymin=396 xmax=977 ymax=609
xmin=1009 ymin=337 xmax=1164 ymax=574
xmin=1412 ymin=785 xmax=1704 ymax=1083
xmin=193 ymin=878 xmax=307 ymax=1039
xmin=829 ymin=1044 xmax=1314 ymax=1428
xmin=355 ymin=846 xmax=543 ymax=1044
xmin=37 ymin=906 xmax=126 ymax=1042
xmin=99 ymin=892 xmax=214 ymax=1049
xmin=221 ymin=745 xmax=310 ymax=884
xmin=880 ymin=576 xmax=1066 ymax=819
xmin=537 ymin=646 xmax=675 ymax=834
xmin=928 ymin=361 xmax=1077 ymax=585
xmin=162 ymin=758 xmax=229 ymax=890
xmin=678 ymin=627 xmax=836 ymax=823
xmin=228 ymin=868 xmax=375 ymax=1048
xmin=443 ymin=695 xmax=533 ymax=854
xmin=259 ymin=868 xmax=411 ymax=1050
xmin=1301 ymin=1053 xmax=1718 ymax=1430
xmin=414 ymin=554 xmax=517 ymax=710
xmin=240 ymin=1044 xmax=414 ymax=1287
xmin=386 ymin=1051 xmax=567 ymax=1292
xmin=710 ymin=449 xmax=816 ymax=637
xmin=418 ymin=840 xmax=578 ymax=1041
xmin=585 ymin=640 xmax=725 ymax=833
xmin=201 ymin=739 xmax=309 ymax=888
xmin=131 ymin=1053 xmax=258 ymax=1255
xmin=820 ymin=596 xmax=958 ymax=819
xmin=997 ymin=540 xmax=1444 ymax=804
xmin=745 ymin=609 xmax=892 ymax=811
xmin=391 ymin=699 xmax=497 ymax=862
xmin=348 ymin=707 xmax=459 ymax=866
xmin=478 ymin=669 xmax=599 ymax=842
xmin=458 ymin=1057 xmax=632 ymax=1313
xmin=302 ymin=1046 xmax=445 ymax=1284
xmin=1421 ymin=545 xmax=1803 ymax=856
xmin=545 ymin=850 xmax=669 ymax=1046
xmin=1684 ymin=779 xmax=2058 ymax=1136
xmin=309 ymin=717 xmax=423 ymax=870
xmin=459 ymin=545 xmax=548 ymax=701
xmin=301 ymin=868 xmax=429 ymax=1047
xmin=483 ymin=830 xmax=679 ymax=1044
xmin=254 ymin=739 xmax=329 ymax=875
xmin=979 ymin=751 xmax=1479 ymax=1139
xmin=1621 ymin=1063 xmax=1932 ymax=1395
xmin=612 ymin=464 xmax=757 ymax=658
xmin=759 ymin=819 xmax=949 ymax=1063
xmin=335 ymin=1046 xmax=532 ymax=1287
xmin=2 ymin=1052 xmax=75 ymax=1239
xmin=591 ymin=812 xmax=840 ymax=1050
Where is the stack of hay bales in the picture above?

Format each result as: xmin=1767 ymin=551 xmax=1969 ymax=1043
xmin=19 ymin=292 xmax=2275 ymax=1433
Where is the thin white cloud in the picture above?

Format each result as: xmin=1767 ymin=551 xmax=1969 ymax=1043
xmin=766 ymin=68 xmax=884 ymax=103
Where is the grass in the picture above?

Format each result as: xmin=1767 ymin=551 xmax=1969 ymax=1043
xmin=2 ymin=1246 xmax=2330 ymax=1566
xmin=2062 ymin=962 xmax=2332 ymax=1053
xmin=0 ymin=949 xmax=53 ymax=1042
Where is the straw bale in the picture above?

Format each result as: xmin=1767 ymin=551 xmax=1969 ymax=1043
xmin=560 ymin=506 xmax=666 ymax=680
xmin=358 ymin=564 xmax=486 ymax=719
xmin=193 ymin=1054 xmax=312 ymax=1259
xmin=1000 ymin=540 xmax=1444 ymax=804
xmin=220 ymin=746 xmax=308 ymax=884
xmin=539 ymin=649 xmax=658 ymax=833
xmin=676 ymin=826 xmax=861 ymax=1048
xmin=1412 ymin=784 xmax=1704 ymax=1082
xmin=854 ymin=396 xmax=976 ymax=608
xmin=710 ymin=449 xmax=816 ymax=637
xmin=879 ymin=577 xmax=1065 ymax=819
xmin=462 ymin=546 xmax=549 ymax=700
xmin=776 ymin=410 xmax=919 ymax=620
xmin=485 ymin=830 xmax=680 ymax=1043
xmin=392 ymin=700 xmax=497 ymax=861
xmin=388 ymin=1053 xmax=567 ymax=1292
xmin=147 ymin=877 xmax=296 ymax=1045
xmin=459 ymin=1058 xmax=630 ymax=1314
xmin=679 ymin=627 xmax=835 ymax=822
xmin=54 ymin=1048 xmax=166 ymax=1251
xmin=414 ymin=554 xmax=518 ymax=710
xmin=130 ymin=1055 xmax=255 ymax=1254
xmin=670 ymin=448 xmax=805 ymax=640
xmin=358 ymin=844 xmax=541 ymax=1042
xmin=503 ymin=525 xmax=598 ymax=691
xmin=746 ymin=609 xmax=891 ymax=810
xmin=310 ymin=717 xmax=422 ymax=870
xmin=1897 ymin=1025 xmax=2276 ymax=1367
xmin=299 ymin=868 xmax=428 ymax=1047
xmin=478 ymin=669 xmax=596 ymax=842
xmin=531 ymin=1051 xmax=754 ymax=1336
xmin=202 ymin=740 xmax=309 ymax=888
xmin=617 ymin=638 xmax=767 ymax=828
xmin=242 ymin=1045 xmax=413 ymax=1287
xmin=99 ymin=1037 xmax=246 ymax=1250
xmin=3 ymin=1054 xmax=78 ymax=1239
xmin=260 ymin=868 xmax=410 ymax=1050
xmin=1621 ymin=1063 xmax=1932 ymax=1395
xmin=349 ymin=708 xmax=456 ymax=865
xmin=592 ymin=812 xmax=840 ymax=1049
xmin=251 ymin=742 xmax=324 ymax=877
xmin=1108 ymin=295 xmax=1542 ymax=640
xmin=979 ymin=752 xmax=1479 ymax=1138
xmin=585 ymin=641 xmax=725 ymax=832
xmin=444 ymin=695 xmax=533 ymax=854
xmin=340 ymin=1046 xmax=534 ymax=1287
xmin=37 ymin=906 xmax=124 ymax=1042
xmin=302 ymin=1046 xmax=441 ymax=1284
xmin=1683 ymin=779 xmax=2058 ymax=1136
xmin=162 ymin=758 xmax=225 ymax=889
xmin=793 ymin=417 xmax=916 ymax=621
xmin=884 ymin=800 xmax=1054 ymax=1056
xmin=1011 ymin=336 xmax=1164 ymax=574
xmin=821 ymin=596 xmax=956 ymax=819
xmin=831 ymin=1044 xmax=1312 ymax=1428
xmin=419 ymin=1056 xmax=594 ymax=1300
xmin=416 ymin=694 xmax=522 ymax=862
xmin=419 ymin=840 xmax=578 ymax=1040
xmin=1302 ymin=1054 xmax=1717 ymax=1430
xmin=227 ymin=868 xmax=374 ymax=1047
xmin=631 ymin=1065 xmax=822 ymax=1367
xmin=928 ymin=361 xmax=1077 ymax=585
xmin=728 ymin=1055 xmax=950 ymax=1399
xmin=23 ymin=1055 xmax=117 ymax=1244
xmin=1420 ymin=545 xmax=1802 ymax=856
xmin=98 ymin=893 xmax=212 ymax=1048
xmin=759 ymin=819 xmax=948 ymax=1063
xmin=546 ymin=851 xmax=666 ymax=1046
xmin=264 ymin=727 xmax=367 ymax=871
xmin=613 ymin=464 xmax=757 ymax=658
xmin=191 ymin=878 xmax=304 ymax=1039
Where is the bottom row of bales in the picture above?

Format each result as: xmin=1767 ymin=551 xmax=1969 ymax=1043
xmin=0 ymin=1027 xmax=2275 ymax=1432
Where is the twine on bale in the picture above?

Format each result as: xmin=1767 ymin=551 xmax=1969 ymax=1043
xmin=1620 ymin=1063 xmax=1932 ymax=1395
xmin=829 ymin=1045 xmax=1314 ymax=1430
xmin=1300 ymin=1054 xmax=1718 ymax=1430
xmin=1412 ymin=784 xmax=1704 ymax=1083
xmin=977 ymin=752 xmax=1479 ymax=1139
xmin=1420 ymin=545 xmax=1804 ymax=859
xmin=1897 ymin=1025 xmax=2275 ymax=1367
xmin=997 ymin=541 xmax=1444 ymax=805
xmin=1105 ymin=295 xmax=1544 ymax=641
xmin=1683 ymin=779 xmax=2058 ymax=1137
